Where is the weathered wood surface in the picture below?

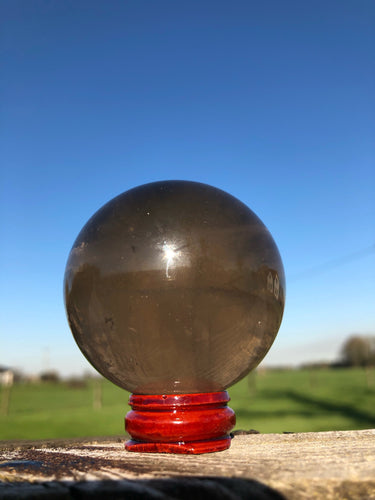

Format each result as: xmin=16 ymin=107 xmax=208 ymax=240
xmin=0 ymin=429 xmax=374 ymax=499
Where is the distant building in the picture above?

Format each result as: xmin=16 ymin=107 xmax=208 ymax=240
xmin=0 ymin=366 xmax=14 ymax=387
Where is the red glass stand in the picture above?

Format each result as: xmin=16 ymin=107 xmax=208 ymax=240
xmin=125 ymin=391 xmax=235 ymax=454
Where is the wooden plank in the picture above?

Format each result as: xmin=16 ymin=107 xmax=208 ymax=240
xmin=0 ymin=429 xmax=374 ymax=499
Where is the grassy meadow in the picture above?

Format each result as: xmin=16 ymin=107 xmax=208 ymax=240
xmin=1 ymin=368 xmax=374 ymax=441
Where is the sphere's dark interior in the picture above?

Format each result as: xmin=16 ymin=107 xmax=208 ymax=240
xmin=64 ymin=180 xmax=285 ymax=394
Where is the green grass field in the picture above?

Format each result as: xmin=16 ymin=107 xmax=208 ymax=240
xmin=1 ymin=368 xmax=374 ymax=440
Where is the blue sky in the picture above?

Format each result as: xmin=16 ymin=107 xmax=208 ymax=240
xmin=1 ymin=0 xmax=374 ymax=376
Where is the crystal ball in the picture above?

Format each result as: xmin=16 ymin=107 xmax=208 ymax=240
xmin=64 ymin=180 xmax=285 ymax=394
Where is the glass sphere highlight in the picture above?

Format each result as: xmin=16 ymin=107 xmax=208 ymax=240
xmin=64 ymin=180 xmax=285 ymax=394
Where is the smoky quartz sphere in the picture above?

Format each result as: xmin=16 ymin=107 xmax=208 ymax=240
xmin=64 ymin=181 xmax=285 ymax=394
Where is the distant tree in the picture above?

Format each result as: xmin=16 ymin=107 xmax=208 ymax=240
xmin=40 ymin=370 xmax=60 ymax=383
xmin=341 ymin=335 xmax=375 ymax=367
xmin=12 ymin=369 xmax=25 ymax=383
xmin=65 ymin=376 xmax=88 ymax=389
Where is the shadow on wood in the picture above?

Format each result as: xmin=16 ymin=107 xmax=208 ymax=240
xmin=0 ymin=477 xmax=285 ymax=499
